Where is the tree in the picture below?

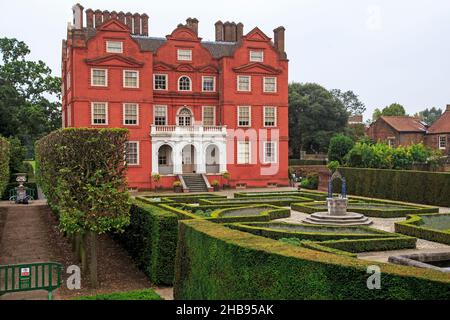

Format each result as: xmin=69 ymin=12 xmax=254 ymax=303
xmin=328 ymin=134 xmax=355 ymax=164
xmin=289 ymin=83 xmax=348 ymax=157
xmin=372 ymin=103 xmax=406 ymax=121
xmin=0 ymin=38 xmax=61 ymax=156
xmin=330 ymin=89 xmax=366 ymax=116
xmin=414 ymin=107 xmax=443 ymax=126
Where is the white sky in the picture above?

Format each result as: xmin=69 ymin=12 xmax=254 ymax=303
xmin=1 ymin=0 xmax=449 ymax=120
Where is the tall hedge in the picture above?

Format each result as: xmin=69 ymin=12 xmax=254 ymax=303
xmin=335 ymin=167 xmax=450 ymax=207
xmin=174 ymin=220 xmax=450 ymax=300
xmin=0 ymin=136 xmax=10 ymax=197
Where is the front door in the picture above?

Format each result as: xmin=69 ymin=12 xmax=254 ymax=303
xmin=182 ymin=145 xmax=196 ymax=173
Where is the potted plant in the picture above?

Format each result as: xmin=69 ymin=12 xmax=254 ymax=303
xmin=151 ymin=173 xmax=161 ymax=191
xmin=222 ymin=171 xmax=231 ymax=190
xmin=211 ymin=180 xmax=220 ymax=192
xmin=173 ymin=181 xmax=183 ymax=193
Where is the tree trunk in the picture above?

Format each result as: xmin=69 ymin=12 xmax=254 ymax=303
xmin=80 ymin=233 xmax=87 ymax=272
xmin=74 ymin=232 xmax=81 ymax=262
xmin=88 ymin=231 xmax=98 ymax=288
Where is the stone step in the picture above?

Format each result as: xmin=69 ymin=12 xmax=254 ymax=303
xmin=303 ymin=219 xmax=373 ymax=226
xmin=304 ymin=217 xmax=371 ymax=224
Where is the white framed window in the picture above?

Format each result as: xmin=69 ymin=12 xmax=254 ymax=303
xmin=202 ymin=76 xmax=216 ymax=92
xmin=202 ymin=106 xmax=216 ymax=126
xmin=263 ymin=141 xmax=277 ymax=164
xmin=154 ymin=105 xmax=167 ymax=126
xmin=264 ymin=106 xmax=277 ymax=127
xmin=91 ymin=102 xmax=108 ymax=125
xmin=439 ymin=135 xmax=447 ymax=150
xmin=237 ymin=141 xmax=251 ymax=164
xmin=238 ymin=106 xmax=251 ymax=127
xmin=125 ymin=141 xmax=139 ymax=165
xmin=177 ymin=49 xmax=192 ymax=61
xmin=178 ymin=76 xmax=192 ymax=91
xmin=387 ymin=138 xmax=395 ymax=148
xmin=263 ymin=77 xmax=277 ymax=93
xmin=106 ymin=41 xmax=123 ymax=53
xmin=250 ymin=50 xmax=264 ymax=62
xmin=91 ymin=69 xmax=107 ymax=87
xmin=123 ymin=70 xmax=139 ymax=88
xmin=123 ymin=103 xmax=139 ymax=125
xmin=237 ymin=75 xmax=251 ymax=92
xmin=154 ymin=74 xmax=168 ymax=90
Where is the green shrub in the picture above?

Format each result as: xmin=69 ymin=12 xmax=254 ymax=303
xmin=0 ymin=137 xmax=10 ymax=196
xmin=114 ymin=201 xmax=178 ymax=285
xmin=174 ymin=220 xmax=450 ymax=300
xmin=328 ymin=134 xmax=354 ymax=164
xmin=74 ymin=289 xmax=162 ymax=300
xmin=335 ymin=167 xmax=450 ymax=207
xmin=7 ymin=136 xmax=26 ymax=179
xmin=300 ymin=173 xmax=319 ymax=190
xmin=395 ymin=214 xmax=450 ymax=245
xmin=289 ymin=159 xmax=327 ymax=166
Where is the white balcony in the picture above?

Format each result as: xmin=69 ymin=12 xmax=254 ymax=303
xmin=150 ymin=125 xmax=227 ymax=137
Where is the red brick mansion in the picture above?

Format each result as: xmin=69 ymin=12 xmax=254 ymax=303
xmin=61 ymin=4 xmax=289 ymax=191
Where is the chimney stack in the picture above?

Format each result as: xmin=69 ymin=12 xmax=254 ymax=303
xmin=110 ymin=11 xmax=118 ymax=20
xmin=85 ymin=9 xmax=94 ymax=28
xmin=118 ymin=11 xmax=125 ymax=24
xmin=125 ymin=12 xmax=133 ymax=31
xmin=94 ymin=10 xmax=103 ymax=28
xmin=186 ymin=18 xmax=199 ymax=35
xmin=215 ymin=21 xmax=224 ymax=41
xmin=273 ymin=26 xmax=287 ymax=59
xmin=133 ymin=13 xmax=141 ymax=34
xmin=236 ymin=23 xmax=244 ymax=41
xmin=102 ymin=10 xmax=111 ymax=23
xmin=72 ymin=3 xmax=84 ymax=29
xmin=447 ymin=104 xmax=450 ymax=112
xmin=141 ymin=14 xmax=149 ymax=36
xmin=223 ymin=22 xmax=233 ymax=42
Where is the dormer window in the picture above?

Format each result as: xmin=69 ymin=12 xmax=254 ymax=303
xmin=106 ymin=41 xmax=123 ymax=53
xmin=250 ymin=50 xmax=264 ymax=62
xmin=177 ymin=49 xmax=192 ymax=61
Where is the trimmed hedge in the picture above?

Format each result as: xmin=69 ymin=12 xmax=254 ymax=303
xmin=174 ymin=220 xmax=450 ymax=300
xmin=199 ymin=196 xmax=312 ymax=207
xmin=74 ymin=289 xmax=162 ymax=300
xmin=289 ymin=159 xmax=327 ymax=166
xmin=0 ymin=137 xmax=10 ymax=197
xmin=140 ymin=194 xmax=226 ymax=205
xmin=114 ymin=201 xmax=178 ymax=285
xmin=335 ymin=167 xmax=450 ymax=207
xmin=395 ymin=214 xmax=450 ymax=245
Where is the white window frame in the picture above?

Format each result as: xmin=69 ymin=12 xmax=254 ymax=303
xmin=177 ymin=49 xmax=192 ymax=61
xmin=153 ymin=74 xmax=168 ymax=91
xmin=123 ymin=103 xmax=139 ymax=126
xmin=237 ymin=141 xmax=252 ymax=165
xmin=263 ymin=77 xmax=277 ymax=93
xmin=263 ymin=141 xmax=278 ymax=164
xmin=178 ymin=76 xmax=192 ymax=91
xmin=249 ymin=50 xmax=264 ymax=62
xmin=263 ymin=106 xmax=277 ymax=127
xmin=125 ymin=141 xmax=140 ymax=166
xmin=439 ymin=135 xmax=447 ymax=150
xmin=123 ymin=70 xmax=139 ymax=89
xmin=91 ymin=68 xmax=108 ymax=87
xmin=106 ymin=41 xmax=123 ymax=53
xmin=237 ymin=75 xmax=251 ymax=92
xmin=237 ymin=106 xmax=251 ymax=127
xmin=202 ymin=76 xmax=216 ymax=92
xmin=154 ymin=105 xmax=168 ymax=126
xmin=91 ymin=102 xmax=108 ymax=125
xmin=202 ymin=106 xmax=216 ymax=126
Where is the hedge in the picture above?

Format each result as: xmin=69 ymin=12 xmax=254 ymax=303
xmin=0 ymin=136 xmax=10 ymax=197
xmin=174 ymin=220 xmax=450 ymax=300
xmin=114 ymin=201 xmax=178 ymax=285
xmin=289 ymin=159 xmax=327 ymax=166
xmin=335 ymin=167 xmax=450 ymax=207
xmin=74 ymin=289 xmax=163 ymax=300
xmin=395 ymin=214 xmax=450 ymax=245
xmin=199 ymin=196 xmax=313 ymax=207
xmin=140 ymin=194 xmax=226 ymax=205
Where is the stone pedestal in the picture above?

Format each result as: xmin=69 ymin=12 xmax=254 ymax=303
xmin=327 ymin=198 xmax=348 ymax=216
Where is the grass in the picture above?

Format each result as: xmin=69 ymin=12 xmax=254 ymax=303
xmin=73 ymin=288 xmax=163 ymax=300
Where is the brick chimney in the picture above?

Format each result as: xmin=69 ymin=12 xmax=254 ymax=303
xmin=125 ymin=13 xmax=133 ymax=31
xmin=447 ymin=104 xmax=450 ymax=112
xmin=85 ymin=9 xmax=94 ymax=28
xmin=273 ymin=26 xmax=287 ymax=59
xmin=102 ymin=10 xmax=111 ymax=23
xmin=110 ymin=11 xmax=118 ymax=20
xmin=236 ymin=22 xmax=244 ymax=41
xmin=230 ymin=23 xmax=237 ymax=42
xmin=94 ymin=10 xmax=103 ymax=28
xmin=133 ymin=13 xmax=141 ymax=35
xmin=215 ymin=21 xmax=224 ymax=41
xmin=223 ymin=22 xmax=233 ymax=42
xmin=72 ymin=3 xmax=84 ymax=29
xmin=118 ymin=11 xmax=125 ymax=24
xmin=186 ymin=18 xmax=199 ymax=35
xmin=141 ymin=14 xmax=149 ymax=36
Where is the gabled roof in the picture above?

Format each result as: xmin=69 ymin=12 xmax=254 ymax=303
xmin=379 ymin=116 xmax=428 ymax=133
xmin=427 ymin=109 xmax=450 ymax=134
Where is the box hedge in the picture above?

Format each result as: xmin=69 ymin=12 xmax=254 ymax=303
xmin=0 ymin=136 xmax=10 ymax=197
xmin=395 ymin=214 xmax=450 ymax=245
xmin=174 ymin=220 xmax=450 ymax=300
xmin=334 ymin=167 xmax=450 ymax=207
xmin=199 ymin=196 xmax=312 ymax=207
xmin=114 ymin=201 xmax=178 ymax=285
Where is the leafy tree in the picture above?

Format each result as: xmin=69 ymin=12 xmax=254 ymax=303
xmin=372 ymin=103 xmax=406 ymax=121
xmin=7 ymin=136 xmax=26 ymax=178
xmin=414 ymin=107 xmax=443 ymax=126
xmin=289 ymin=83 xmax=348 ymax=157
xmin=328 ymin=134 xmax=355 ymax=164
xmin=330 ymin=89 xmax=366 ymax=116
xmin=0 ymin=37 xmax=61 ymax=156
xmin=344 ymin=124 xmax=367 ymax=142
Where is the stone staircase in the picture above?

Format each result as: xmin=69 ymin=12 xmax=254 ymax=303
xmin=181 ymin=174 xmax=209 ymax=193
xmin=303 ymin=212 xmax=373 ymax=226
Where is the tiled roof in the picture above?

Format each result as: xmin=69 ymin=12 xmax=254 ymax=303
xmin=380 ymin=116 xmax=428 ymax=132
xmin=427 ymin=110 xmax=450 ymax=134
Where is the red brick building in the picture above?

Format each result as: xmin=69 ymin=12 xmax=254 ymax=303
xmin=61 ymin=4 xmax=289 ymax=191
xmin=424 ymin=105 xmax=450 ymax=156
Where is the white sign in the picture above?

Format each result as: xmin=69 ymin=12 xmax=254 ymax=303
xmin=20 ymin=268 xmax=30 ymax=277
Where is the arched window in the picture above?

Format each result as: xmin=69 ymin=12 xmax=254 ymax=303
xmin=178 ymin=108 xmax=193 ymax=126
xmin=178 ymin=76 xmax=192 ymax=91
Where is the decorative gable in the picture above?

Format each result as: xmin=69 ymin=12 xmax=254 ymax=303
xmin=97 ymin=19 xmax=130 ymax=33
xmin=168 ymin=27 xmax=200 ymax=42
xmin=153 ymin=61 xmax=175 ymax=71
xmin=233 ymin=62 xmax=281 ymax=75
xmin=245 ymin=27 xmax=271 ymax=42
xmin=198 ymin=65 xmax=219 ymax=73
xmin=176 ymin=64 xmax=196 ymax=72
xmin=85 ymin=55 xmax=144 ymax=68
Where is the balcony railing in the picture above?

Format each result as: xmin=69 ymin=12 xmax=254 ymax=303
xmin=151 ymin=125 xmax=227 ymax=136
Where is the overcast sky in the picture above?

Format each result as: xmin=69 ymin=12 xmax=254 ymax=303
xmin=1 ymin=0 xmax=449 ymax=120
